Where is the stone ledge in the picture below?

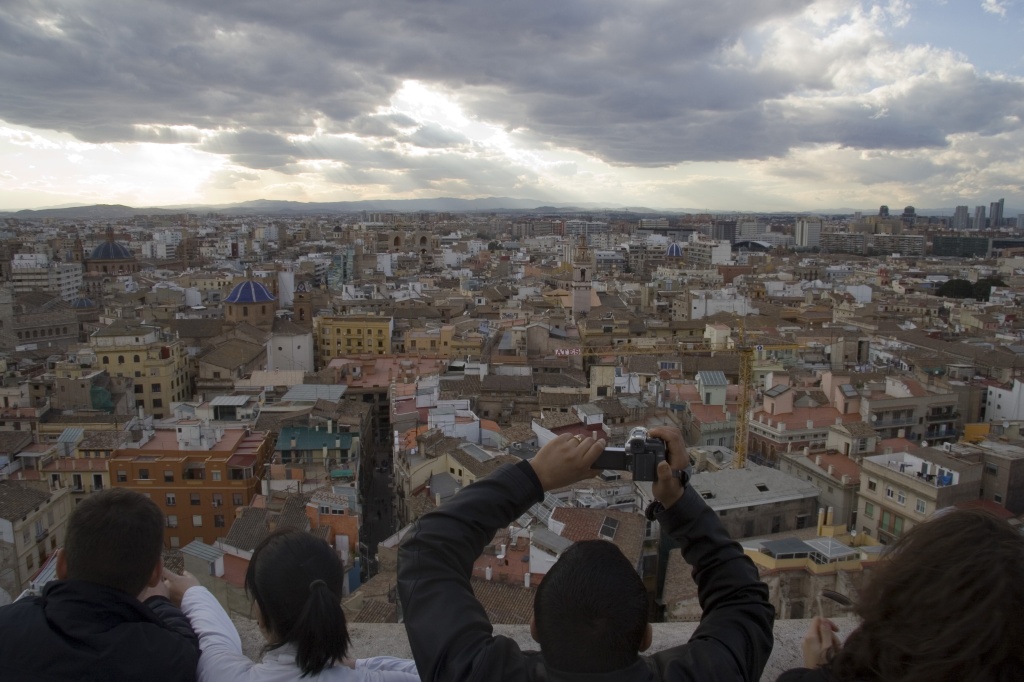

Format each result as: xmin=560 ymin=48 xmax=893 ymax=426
xmin=237 ymin=617 xmax=856 ymax=681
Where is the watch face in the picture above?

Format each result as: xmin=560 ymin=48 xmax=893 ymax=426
xmin=645 ymin=500 xmax=664 ymax=522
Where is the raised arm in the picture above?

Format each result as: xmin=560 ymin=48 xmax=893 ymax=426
xmin=398 ymin=433 xmax=604 ymax=682
xmin=646 ymin=427 xmax=775 ymax=682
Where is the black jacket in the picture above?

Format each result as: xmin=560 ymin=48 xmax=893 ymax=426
xmin=398 ymin=461 xmax=775 ymax=682
xmin=776 ymin=667 xmax=838 ymax=682
xmin=0 ymin=579 xmax=199 ymax=682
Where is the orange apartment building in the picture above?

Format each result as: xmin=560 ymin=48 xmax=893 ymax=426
xmin=110 ymin=421 xmax=272 ymax=548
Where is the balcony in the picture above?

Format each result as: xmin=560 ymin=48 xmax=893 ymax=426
xmin=925 ymin=411 xmax=958 ymax=423
xmin=35 ymin=528 xmax=49 ymax=542
xmin=872 ymin=417 xmax=917 ymax=428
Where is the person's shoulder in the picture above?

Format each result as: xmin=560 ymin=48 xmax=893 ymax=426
xmin=0 ymin=595 xmax=45 ymax=626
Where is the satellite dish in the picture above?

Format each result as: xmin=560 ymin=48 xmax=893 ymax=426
xmin=870 ymin=414 xmax=877 ymax=422
xmin=921 ymin=441 xmax=929 ymax=448
xmin=1003 ymin=421 xmax=1010 ymax=429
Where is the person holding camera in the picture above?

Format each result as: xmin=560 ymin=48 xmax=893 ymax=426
xmin=398 ymin=426 xmax=774 ymax=682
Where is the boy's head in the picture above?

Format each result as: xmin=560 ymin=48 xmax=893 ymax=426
xmin=58 ymin=488 xmax=165 ymax=596
xmin=532 ymin=540 xmax=651 ymax=674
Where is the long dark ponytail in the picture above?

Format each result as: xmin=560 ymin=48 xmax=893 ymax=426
xmin=245 ymin=528 xmax=351 ymax=676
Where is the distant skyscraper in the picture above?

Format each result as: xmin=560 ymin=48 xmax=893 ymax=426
xmin=709 ymin=220 xmax=737 ymax=243
xmin=952 ymin=206 xmax=969 ymax=231
xmin=795 ymin=218 xmax=822 ymax=248
xmin=879 ymin=205 xmax=889 ymax=217
xmin=990 ymin=198 xmax=1005 ymax=228
xmin=1018 ymin=214 xmax=1024 ymax=232
xmin=974 ymin=205 xmax=987 ymax=230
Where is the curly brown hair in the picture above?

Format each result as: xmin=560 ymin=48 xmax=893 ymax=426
xmin=830 ymin=509 xmax=1024 ymax=682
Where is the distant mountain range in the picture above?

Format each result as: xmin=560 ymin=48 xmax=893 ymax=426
xmin=1 ymin=198 xmax=1011 ymax=220
xmin=2 ymin=197 xmax=655 ymax=219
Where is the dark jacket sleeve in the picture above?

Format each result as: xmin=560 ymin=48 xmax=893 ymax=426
xmin=776 ymin=666 xmax=837 ymax=682
xmin=646 ymin=486 xmax=775 ymax=682
xmin=398 ymin=461 xmax=543 ymax=682
xmin=143 ymin=595 xmax=201 ymax=681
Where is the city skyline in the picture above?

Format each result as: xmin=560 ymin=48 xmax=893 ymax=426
xmin=1 ymin=1 xmax=1023 ymax=212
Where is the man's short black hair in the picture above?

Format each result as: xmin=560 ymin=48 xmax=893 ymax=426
xmin=533 ymin=540 xmax=649 ymax=673
xmin=64 ymin=488 xmax=165 ymax=596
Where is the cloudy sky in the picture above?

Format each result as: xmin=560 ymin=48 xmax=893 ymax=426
xmin=1 ymin=0 xmax=1022 ymax=212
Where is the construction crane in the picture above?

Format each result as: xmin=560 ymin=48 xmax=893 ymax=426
xmin=554 ymin=338 xmax=802 ymax=468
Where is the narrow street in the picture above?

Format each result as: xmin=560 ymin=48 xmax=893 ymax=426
xmin=359 ymin=452 xmax=397 ymax=578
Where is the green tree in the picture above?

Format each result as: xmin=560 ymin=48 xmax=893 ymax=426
xmin=973 ymin=276 xmax=1006 ymax=302
xmin=936 ymin=279 xmax=975 ymax=299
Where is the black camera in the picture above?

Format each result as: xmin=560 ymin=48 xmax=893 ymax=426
xmin=592 ymin=427 xmax=670 ymax=482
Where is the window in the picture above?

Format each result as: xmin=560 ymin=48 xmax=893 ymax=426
xmin=117 ymin=470 xmax=127 ymax=483
xmin=897 ymin=490 xmax=906 ymax=505
xmin=915 ymin=499 xmax=926 ymax=514
xmin=212 ymin=493 xmax=223 ymax=508
xmin=214 ymin=515 xmax=225 ymax=528
xmin=190 ymin=493 xmax=201 ymax=506
xmin=118 ymin=355 xmax=124 ymax=364
xmin=152 ymin=399 xmax=162 ymax=408
xmin=212 ymin=470 xmax=221 ymax=482
xmin=985 ymin=463 xmax=999 ymax=476
xmin=885 ymin=487 xmax=894 ymax=499
xmin=192 ymin=515 xmax=203 ymax=527
xmin=138 ymin=468 xmax=149 ymax=480
xmin=864 ymin=502 xmax=874 ymax=518
xmin=164 ymin=470 xmax=174 ymax=482
xmin=867 ymin=478 xmax=877 ymax=492
xmin=166 ymin=515 xmax=178 ymax=528
xmin=994 ymin=493 xmax=1003 ymax=503
xmin=134 ymin=355 xmax=140 ymax=362
xmin=170 ymin=536 xmax=180 ymax=548
xmin=135 ymin=385 xmax=143 ymax=394
xmin=232 ymin=493 xmax=243 ymax=506
xmin=151 ymin=383 xmax=161 ymax=393
xmin=166 ymin=493 xmax=176 ymax=506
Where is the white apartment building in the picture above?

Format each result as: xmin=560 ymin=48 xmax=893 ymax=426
xmin=796 ymin=218 xmax=822 ymax=248
xmin=684 ymin=236 xmax=732 ymax=267
xmin=10 ymin=254 xmax=83 ymax=302
xmin=985 ymin=379 xmax=1024 ymax=423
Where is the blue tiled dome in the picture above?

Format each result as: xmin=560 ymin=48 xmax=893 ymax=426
xmin=71 ymin=296 xmax=97 ymax=309
xmin=666 ymin=242 xmax=684 ymax=258
xmin=90 ymin=241 xmax=134 ymax=260
xmin=224 ymin=280 xmax=276 ymax=304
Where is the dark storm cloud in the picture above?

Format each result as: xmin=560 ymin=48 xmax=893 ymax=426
xmin=2 ymin=0 xmax=1023 ymax=170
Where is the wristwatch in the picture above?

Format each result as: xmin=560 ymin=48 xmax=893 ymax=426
xmin=644 ymin=468 xmax=689 ymax=521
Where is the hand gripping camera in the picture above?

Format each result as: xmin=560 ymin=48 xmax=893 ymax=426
xmin=592 ymin=427 xmax=689 ymax=483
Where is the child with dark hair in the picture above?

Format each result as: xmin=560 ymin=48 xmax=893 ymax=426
xmin=168 ymin=528 xmax=418 ymax=681
xmin=778 ymin=508 xmax=1024 ymax=682
xmin=0 ymin=488 xmax=200 ymax=681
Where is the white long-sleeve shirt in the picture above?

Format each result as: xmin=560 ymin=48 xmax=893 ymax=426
xmin=181 ymin=586 xmax=419 ymax=682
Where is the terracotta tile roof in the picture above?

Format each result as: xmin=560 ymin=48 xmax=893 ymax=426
xmin=0 ymin=481 xmax=51 ymax=520
xmin=471 ymin=577 xmax=536 ymax=625
xmin=353 ymin=600 xmax=398 ymax=623
xmin=803 ymin=451 xmax=861 ymax=483
xmin=481 ymin=376 xmax=534 ymax=393
xmin=549 ymin=508 xmax=646 ymax=566
xmin=222 ymin=507 xmax=270 ymax=552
